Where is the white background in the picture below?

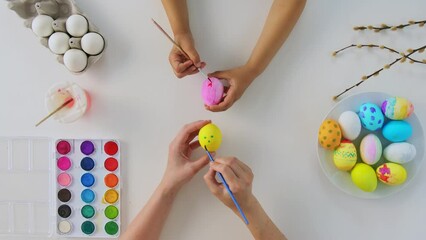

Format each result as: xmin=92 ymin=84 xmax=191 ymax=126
xmin=1 ymin=0 xmax=426 ymax=239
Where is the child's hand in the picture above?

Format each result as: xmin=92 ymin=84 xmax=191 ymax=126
xmin=169 ymin=33 xmax=206 ymax=78
xmin=162 ymin=120 xmax=211 ymax=191
xmin=205 ymin=65 xmax=257 ymax=112
xmin=204 ymin=157 xmax=257 ymax=214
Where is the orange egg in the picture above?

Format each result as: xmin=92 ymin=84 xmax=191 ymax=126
xmin=318 ymin=119 xmax=342 ymax=150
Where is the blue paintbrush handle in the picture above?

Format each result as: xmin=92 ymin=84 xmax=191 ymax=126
xmin=205 ymin=150 xmax=249 ymax=225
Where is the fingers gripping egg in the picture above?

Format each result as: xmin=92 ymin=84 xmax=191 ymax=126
xmin=201 ymin=77 xmax=224 ymax=106
xmin=376 ymin=163 xmax=407 ymax=186
xmin=333 ymin=140 xmax=357 ymax=171
xmin=199 ymin=123 xmax=222 ymax=152
xmin=318 ymin=119 xmax=342 ymax=150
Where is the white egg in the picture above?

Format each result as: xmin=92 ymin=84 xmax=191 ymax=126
xmin=63 ymin=49 xmax=87 ymax=72
xmin=32 ymin=15 xmax=54 ymax=37
xmin=384 ymin=142 xmax=416 ymax=164
xmin=66 ymin=14 xmax=88 ymax=37
xmin=48 ymin=32 xmax=70 ymax=54
xmin=338 ymin=111 xmax=361 ymax=141
xmin=81 ymin=32 xmax=105 ymax=55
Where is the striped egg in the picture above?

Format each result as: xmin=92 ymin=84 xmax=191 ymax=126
xmin=318 ymin=119 xmax=342 ymax=150
xmin=360 ymin=134 xmax=382 ymax=165
xmin=381 ymin=97 xmax=414 ymax=120
xmin=376 ymin=163 xmax=407 ymax=186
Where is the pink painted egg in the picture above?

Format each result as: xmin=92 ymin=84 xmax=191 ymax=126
xmin=360 ymin=133 xmax=382 ymax=165
xmin=201 ymin=77 xmax=224 ymax=106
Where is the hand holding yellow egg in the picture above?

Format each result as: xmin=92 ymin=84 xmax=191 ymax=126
xmin=199 ymin=123 xmax=222 ymax=152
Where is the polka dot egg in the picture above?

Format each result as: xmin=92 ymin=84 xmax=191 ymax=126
xmin=358 ymin=103 xmax=384 ymax=131
xmin=318 ymin=119 xmax=342 ymax=150
xmin=199 ymin=123 xmax=222 ymax=152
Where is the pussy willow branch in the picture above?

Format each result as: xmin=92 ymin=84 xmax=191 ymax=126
xmin=332 ymin=44 xmax=426 ymax=64
xmin=353 ymin=20 xmax=426 ymax=32
xmin=333 ymin=44 xmax=426 ymax=100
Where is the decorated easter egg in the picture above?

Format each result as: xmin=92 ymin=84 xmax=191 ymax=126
xmin=358 ymin=103 xmax=384 ymax=131
xmin=63 ymin=49 xmax=88 ymax=73
xmin=384 ymin=142 xmax=416 ymax=164
xmin=338 ymin=111 xmax=361 ymax=141
xmin=81 ymin=32 xmax=105 ymax=55
xmin=201 ymin=77 xmax=224 ymax=106
xmin=381 ymin=97 xmax=414 ymax=120
xmin=351 ymin=163 xmax=377 ymax=192
xmin=66 ymin=14 xmax=88 ymax=37
xmin=360 ymin=134 xmax=382 ymax=165
xmin=32 ymin=15 xmax=54 ymax=37
xmin=382 ymin=121 xmax=413 ymax=142
xmin=318 ymin=119 xmax=342 ymax=150
xmin=48 ymin=32 xmax=70 ymax=54
xmin=376 ymin=163 xmax=407 ymax=186
xmin=333 ymin=140 xmax=357 ymax=171
xmin=199 ymin=123 xmax=222 ymax=152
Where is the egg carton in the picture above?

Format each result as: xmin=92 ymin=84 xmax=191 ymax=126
xmin=6 ymin=0 xmax=105 ymax=73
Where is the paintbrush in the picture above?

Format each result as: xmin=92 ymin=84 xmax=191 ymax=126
xmin=205 ymin=146 xmax=249 ymax=225
xmin=151 ymin=18 xmax=211 ymax=81
xmin=35 ymin=98 xmax=74 ymax=127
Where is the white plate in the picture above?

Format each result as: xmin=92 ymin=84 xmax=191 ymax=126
xmin=317 ymin=92 xmax=425 ymax=199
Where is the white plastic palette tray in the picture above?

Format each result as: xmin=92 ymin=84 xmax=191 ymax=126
xmin=0 ymin=138 xmax=121 ymax=238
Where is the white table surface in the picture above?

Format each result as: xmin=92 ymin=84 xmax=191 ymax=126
xmin=1 ymin=0 xmax=426 ymax=239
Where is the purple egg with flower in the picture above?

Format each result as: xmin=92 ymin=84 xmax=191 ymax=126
xmin=358 ymin=103 xmax=384 ymax=131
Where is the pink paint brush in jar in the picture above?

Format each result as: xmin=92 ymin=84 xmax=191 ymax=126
xmin=45 ymin=82 xmax=89 ymax=124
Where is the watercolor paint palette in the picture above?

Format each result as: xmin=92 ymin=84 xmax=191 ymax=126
xmin=0 ymin=138 xmax=121 ymax=238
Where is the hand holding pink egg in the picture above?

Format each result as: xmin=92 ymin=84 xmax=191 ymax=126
xmin=201 ymin=77 xmax=224 ymax=106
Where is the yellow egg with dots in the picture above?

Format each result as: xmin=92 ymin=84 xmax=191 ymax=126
xmin=199 ymin=123 xmax=222 ymax=152
xmin=318 ymin=119 xmax=342 ymax=150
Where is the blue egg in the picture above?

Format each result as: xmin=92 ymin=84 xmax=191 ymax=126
xmin=382 ymin=121 xmax=413 ymax=142
xmin=358 ymin=103 xmax=384 ymax=131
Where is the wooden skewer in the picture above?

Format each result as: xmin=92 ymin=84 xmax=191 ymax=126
xmin=35 ymin=98 xmax=74 ymax=127
xmin=151 ymin=18 xmax=211 ymax=81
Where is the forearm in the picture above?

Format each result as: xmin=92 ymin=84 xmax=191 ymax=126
xmin=242 ymin=196 xmax=287 ymax=240
xmin=161 ymin=0 xmax=192 ymax=36
xmin=246 ymin=0 xmax=306 ymax=76
xmin=120 ymin=181 xmax=179 ymax=240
